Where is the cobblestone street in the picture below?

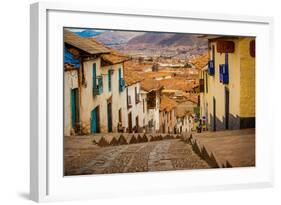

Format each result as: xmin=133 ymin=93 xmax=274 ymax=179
xmin=64 ymin=138 xmax=210 ymax=176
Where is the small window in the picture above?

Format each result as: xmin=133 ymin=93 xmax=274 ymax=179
xmin=135 ymin=87 xmax=137 ymax=104
xmin=108 ymin=69 xmax=112 ymax=92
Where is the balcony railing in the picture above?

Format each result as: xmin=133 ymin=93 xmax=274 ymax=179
xmin=93 ymin=75 xmax=103 ymax=96
xmin=119 ymin=78 xmax=125 ymax=92
xmin=219 ymin=64 xmax=229 ymax=84
xmin=208 ymin=60 xmax=215 ymax=75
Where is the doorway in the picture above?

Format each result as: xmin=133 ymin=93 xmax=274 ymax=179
xmin=107 ymin=102 xmax=112 ymax=132
xmin=91 ymin=106 xmax=99 ymax=133
xmin=225 ymin=87 xmax=230 ymax=129
xmin=128 ymin=112 xmax=132 ymax=133
xmin=136 ymin=116 xmax=139 ymax=132
xmin=213 ymin=97 xmax=216 ymax=131
xmin=71 ymin=88 xmax=79 ymax=129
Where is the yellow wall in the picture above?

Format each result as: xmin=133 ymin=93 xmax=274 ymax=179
xmin=239 ymin=38 xmax=256 ymax=118
xmin=200 ymin=37 xmax=255 ymax=130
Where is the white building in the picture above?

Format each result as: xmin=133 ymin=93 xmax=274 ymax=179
xmin=64 ymin=63 xmax=80 ymax=136
xmin=123 ymin=66 xmax=150 ymax=133
xmin=140 ymin=79 xmax=163 ymax=133
xmin=159 ymin=96 xmax=178 ymax=134
xmin=64 ymin=30 xmax=129 ymax=135
xmin=175 ymin=113 xmax=192 ymax=134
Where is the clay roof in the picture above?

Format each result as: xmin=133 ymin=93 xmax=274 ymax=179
xmin=64 ymin=30 xmax=109 ymax=54
xmin=124 ymin=61 xmax=153 ymax=72
xmin=101 ymin=50 xmax=130 ymax=64
xmin=86 ymin=38 xmax=130 ymax=64
xmin=158 ymin=77 xmax=193 ymax=92
xmin=140 ymin=78 xmax=163 ymax=92
xmin=123 ymin=70 xmax=144 ymax=86
xmin=160 ymin=96 xmax=178 ymax=112
xmin=176 ymin=109 xmax=189 ymax=118
xmin=141 ymin=71 xmax=172 ymax=79
xmin=186 ymin=94 xmax=199 ymax=104
xmin=190 ymin=53 xmax=208 ymax=70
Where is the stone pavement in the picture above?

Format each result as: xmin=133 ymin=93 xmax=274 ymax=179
xmin=191 ymin=128 xmax=255 ymax=168
xmin=64 ymin=138 xmax=210 ymax=176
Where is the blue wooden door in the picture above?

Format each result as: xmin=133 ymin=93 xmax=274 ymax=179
xmin=107 ymin=103 xmax=112 ymax=132
xmin=91 ymin=107 xmax=98 ymax=133
xmin=71 ymin=89 xmax=78 ymax=128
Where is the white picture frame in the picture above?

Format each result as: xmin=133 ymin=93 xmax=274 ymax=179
xmin=30 ymin=2 xmax=274 ymax=202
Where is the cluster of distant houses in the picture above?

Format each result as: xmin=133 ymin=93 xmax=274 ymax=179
xmin=64 ymin=30 xmax=195 ymax=136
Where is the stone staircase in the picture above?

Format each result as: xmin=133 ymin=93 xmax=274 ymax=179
xmin=92 ymin=133 xmax=182 ymax=147
xmin=182 ymin=129 xmax=255 ymax=168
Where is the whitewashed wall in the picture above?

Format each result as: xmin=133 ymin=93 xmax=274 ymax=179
xmin=79 ymin=58 xmax=126 ymax=133
xmin=64 ymin=69 xmax=79 ymax=136
xmin=125 ymin=83 xmax=144 ymax=131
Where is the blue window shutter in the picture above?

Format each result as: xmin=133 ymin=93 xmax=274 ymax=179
xmin=118 ymin=68 xmax=121 ymax=91
xmin=225 ymin=53 xmax=229 ymax=84
xmin=93 ymin=63 xmax=97 ymax=96
xmin=118 ymin=68 xmax=121 ymax=80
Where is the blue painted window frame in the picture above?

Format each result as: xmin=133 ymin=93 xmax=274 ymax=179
xmin=118 ymin=67 xmax=125 ymax=92
xmin=219 ymin=53 xmax=229 ymax=84
xmin=208 ymin=45 xmax=215 ymax=75
xmin=93 ymin=63 xmax=103 ymax=96
xmin=92 ymin=63 xmax=97 ymax=95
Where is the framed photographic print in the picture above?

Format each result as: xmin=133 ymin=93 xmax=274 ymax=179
xmin=30 ymin=2 xmax=274 ymax=202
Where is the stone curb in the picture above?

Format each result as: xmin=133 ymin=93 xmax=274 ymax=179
xmin=186 ymin=134 xmax=233 ymax=168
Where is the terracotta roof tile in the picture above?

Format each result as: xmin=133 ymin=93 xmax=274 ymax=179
xmin=160 ymin=96 xmax=178 ymax=112
xmin=86 ymin=38 xmax=130 ymax=64
xmin=141 ymin=71 xmax=172 ymax=79
xmin=190 ymin=53 xmax=208 ymax=70
xmin=176 ymin=109 xmax=189 ymax=118
xmin=140 ymin=78 xmax=163 ymax=92
xmin=101 ymin=52 xmax=130 ymax=64
xmin=158 ymin=78 xmax=193 ymax=92
xmin=123 ymin=70 xmax=144 ymax=86
xmin=64 ymin=29 xmax=109 ymax=54
xmin=124 ymin=61 xmax=153 ymax=72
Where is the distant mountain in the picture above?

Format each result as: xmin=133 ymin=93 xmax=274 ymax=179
xmin=127 ymin=32 xmax=173 ymax=45
xmin=127 ymin=32 xmax=207 ymax=47
xmin=74 ymin=29 xmax=104 ymax=37
xmin=158 ymin=34 xmax=195 ymax=46
xmin=94 ymin=31 xmax=144 ymax=45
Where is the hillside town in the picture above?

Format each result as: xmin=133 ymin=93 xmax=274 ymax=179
xmin=64 ymin=29 xmax=255 ymax=175
xmin=64 ymin=29 xmax=203 ymax=137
